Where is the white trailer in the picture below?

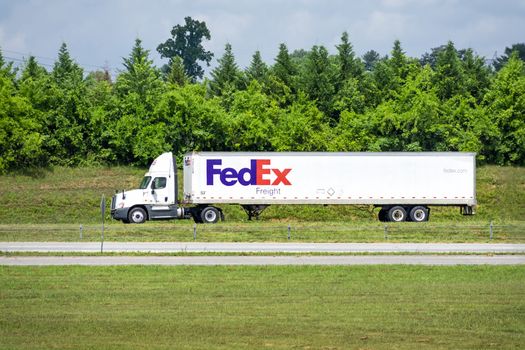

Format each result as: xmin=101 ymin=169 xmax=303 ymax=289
xmin=111 ymin=152 xmax=476 ymax=224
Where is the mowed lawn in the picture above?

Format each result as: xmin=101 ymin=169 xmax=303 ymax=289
xmin=1 ymin=265 xmax=524 ymax=349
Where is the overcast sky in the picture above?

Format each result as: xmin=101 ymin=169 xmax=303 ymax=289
xmin=0 ymin=0 xmax=524 ymax=76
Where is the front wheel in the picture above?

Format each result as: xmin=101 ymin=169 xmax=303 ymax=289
xmin=128 ymin=207 xmax=147 ymax=224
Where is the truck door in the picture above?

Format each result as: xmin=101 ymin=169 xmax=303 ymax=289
xmin=150 ymin=176 xmax=174 ymax=205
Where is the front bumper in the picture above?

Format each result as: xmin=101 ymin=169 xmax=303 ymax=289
xmin=111 ymin=207 xmax=129 ymax=221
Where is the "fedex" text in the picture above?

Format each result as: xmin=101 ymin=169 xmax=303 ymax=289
xmin=206 ymin=159 xmax=292 ymax=186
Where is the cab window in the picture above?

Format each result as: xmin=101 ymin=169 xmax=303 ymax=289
xmin=139 ymin=176 xmax=151 ymax=189
xmin=153 ymin=177 xmax=167 ymax=189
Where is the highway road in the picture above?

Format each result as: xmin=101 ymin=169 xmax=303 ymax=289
xmin=1 ymin=255 xmax=525 ymax=266
xmin=1 ymin=242 xmax=525 ymax=253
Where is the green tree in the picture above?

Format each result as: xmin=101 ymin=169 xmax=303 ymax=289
xmin=18 ymin=56 xmax=51 ymax=111
xmin=226 ymin=81 xmax=280 ymax=151
xmin=335 ymin=31 xmax=363 ymax=82
xmin=0 ymin=47 xmax=17 ymax=81
xmin=20 ymin=56 xmax=47 ymax=81
xmin=372 ymin=40 xmax=413 ymax=102
xmin=482 ymin=53 xmax=525 ymax=165
xmin=157 ymin=16 xmax=213 ymax=82
xmin=83 ymin=71 xmax=118 ymax=163
xmin=272 ymin=93 xmax=330 ymax=151
xmin=209 ymin=43 xmax=242 ymax=98
xmin=494 ymin=43 xmax=525 ymax=71
xmin=41 ymin=43 xmax=90 ymax=165
xmin=113 ymin=38 xmax=164 ymax=164
xmin=433 ymin=41 xmax=466 ymax=100
xmin=52 ymin=43 xmax=83 ymax=87
xmin=0 ymin=70 xmax=46 ymax=172
xmin=461 ymin=48 xmax=491 ymax=101
xmin=372 ymin=59 xmax=396 ymax=102
xmin=272 ymin=43 xmax=297 ymax=93
xmin=166 ymin=56 xmax=188 ymax=87
xmin=245 ymin=50 xmax=268 ymax=84
xmin=330 ymin=110 xmax=377 ymax=152
xmin=362 ymin=50 xmax=381 ymax=71
xmin=332 ymin=32 xmax=366 ymax=116
xmin=155 ymin=83 xmax=228 ymax=155
xmin=301 ymin=45 xmax=335 ymax=117
xmin=420 ymin=45 xmax=447 ymax=68
xmin=390 ymin=40 xmax=410 ymax=80
xmin=116 ymin=38 xmax=163 ymax=104
xmin=332 ymin=77 xmax=367 ymax=115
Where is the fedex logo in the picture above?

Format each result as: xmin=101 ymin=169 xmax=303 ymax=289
xmin=207 ymin=159 xmax=292 ymax=187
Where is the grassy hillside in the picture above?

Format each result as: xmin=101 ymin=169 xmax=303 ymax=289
xmin=0 ymin=165 xmax=523 ymax=224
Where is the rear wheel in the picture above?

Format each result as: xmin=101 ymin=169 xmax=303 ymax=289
xmin=378 ymin=208 xmax=388 ymax=222
xmin=387 ymin=206 xmax=407 ymax=222
xmin=409 ymin=206 xmax=429 ymax=222
xmin=200 ymin=206 xmax=220 ymax=224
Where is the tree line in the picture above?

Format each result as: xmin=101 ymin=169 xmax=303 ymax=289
xmin=0 ymin=17 xmax=524 ymax=173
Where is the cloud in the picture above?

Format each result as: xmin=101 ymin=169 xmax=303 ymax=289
xmin=0 ymin=0 xmax=523 ymax=74
xmin=0 ymin=26 xmax=27 ymax=53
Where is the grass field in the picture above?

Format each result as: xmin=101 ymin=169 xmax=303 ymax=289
xmin=1 ymin=221 xmax=524 ymax=242
xmin=1 ymin=265 xmax=524 ymax=349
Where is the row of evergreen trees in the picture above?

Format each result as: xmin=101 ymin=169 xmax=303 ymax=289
xmin=0 ymin=33 xmax=524 ymax=173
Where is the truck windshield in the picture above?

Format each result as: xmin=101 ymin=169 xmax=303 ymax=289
xmin=139 ymin=176 xmax=152 ymax=189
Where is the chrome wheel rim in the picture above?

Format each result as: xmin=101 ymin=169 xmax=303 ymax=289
xmin=204 ymin=210 xmax=217 ymax=222
xmin=132 ymin=211 xmax=144 ymax=223
xmin=391 ymin=209 xmax=405 ymax=222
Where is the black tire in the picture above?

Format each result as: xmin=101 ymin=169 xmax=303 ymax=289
xmin=200 ymin=206 xmax=220 ymax=224
xmin=387 ymin=206 xmax=407 ymax=222
xmin=378 ymin=208 xmax=388 ymax=222
xmin=191 ymin=207 xmax=203 ymax=223
xmin=128 ymin=207 xmax=147 ymax=224
xmin=409 ymin=206 xmax=429 ymax=222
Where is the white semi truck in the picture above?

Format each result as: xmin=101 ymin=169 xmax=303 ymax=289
xmin=111 ymin=152 xmax=476 ymax=224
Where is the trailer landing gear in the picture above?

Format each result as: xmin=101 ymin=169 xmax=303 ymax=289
xmin=241 ymin=205 xmax=270 ymax=220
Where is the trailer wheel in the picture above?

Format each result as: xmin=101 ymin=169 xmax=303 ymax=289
xmin=128 ymin=207 xmax=147 ymax=224
xmin=387 ymin=206 xmax=407 ymax=222
xmin=201 ymin=206 xmax=220 ymax=224
xmin=378 ymin=208 xmax=388 ymax=222
xmin=409 ymin=206 xmax=429 ymax=222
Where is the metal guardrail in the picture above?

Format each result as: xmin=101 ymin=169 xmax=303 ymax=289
xmin=0 ymin=221 xmax=524 ymax=243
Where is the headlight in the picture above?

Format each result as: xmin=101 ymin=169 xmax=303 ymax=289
xmin=118 ymin=202 xmax=125 ymax=208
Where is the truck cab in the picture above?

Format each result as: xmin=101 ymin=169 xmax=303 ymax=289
xmin=111 ymin=152 xmax=183 ymax=223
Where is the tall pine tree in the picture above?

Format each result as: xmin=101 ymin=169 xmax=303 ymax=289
xmin=302 ymin=45 xmax=335 ymax=117
xmin=272 ymin=43 xmax=297 ymax=92
xmin=209 ymin=43 xmax=241 ymax=96
xmin=246 ymin=50 xmax=268 ymax=83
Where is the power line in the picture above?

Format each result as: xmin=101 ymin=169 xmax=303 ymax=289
xmin=2 ymin=48 xmax=118 ymax=72
xmin=2 ymin=49 xmax=56 ymax=63
xmin=4 ymin=55 xmax=55 ymax=68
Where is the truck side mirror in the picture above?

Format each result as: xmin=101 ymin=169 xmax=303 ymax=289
xmin=151 ymin=181 xmax=156 ymax=194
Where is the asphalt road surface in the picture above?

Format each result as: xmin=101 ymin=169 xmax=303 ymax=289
xmin=1 ymin=255 xmax=524 ymax=266
xmin=1 ymin=242 xmax=525 ymax=253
